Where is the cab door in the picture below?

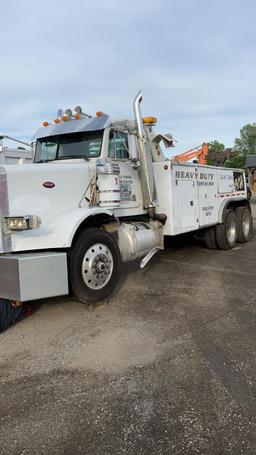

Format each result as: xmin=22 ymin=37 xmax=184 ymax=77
xmin=108 ymin=130 xmax=143 ymax=211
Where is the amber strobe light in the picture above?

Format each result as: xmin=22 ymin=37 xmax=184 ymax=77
xmin=142 ymin=116 xmax=157 ymax=124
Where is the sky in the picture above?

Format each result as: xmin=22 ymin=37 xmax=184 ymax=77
xmin=1 ymin=0 xmax=256 ymax=156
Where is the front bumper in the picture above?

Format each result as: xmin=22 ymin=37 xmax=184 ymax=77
xmin=0 ymin=252 xmax=69 ymax=301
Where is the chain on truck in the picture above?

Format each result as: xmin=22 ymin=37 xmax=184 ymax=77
xmin=0 ymin=92 xmax=252 ymax=303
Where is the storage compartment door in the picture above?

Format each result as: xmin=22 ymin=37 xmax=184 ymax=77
xmin=173 ymin=180 xmax=199 ymax=233
xmin=198 ymin=177 xmax=218 ymax=226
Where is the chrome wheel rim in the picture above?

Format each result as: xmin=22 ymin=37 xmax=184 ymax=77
xmin=242 ymin=212 xmax=251 ymax=237
xmin=82 ymin=243 xmax=113 ymax=290
xmin=227 ymin=217 xmax=236 ymax=244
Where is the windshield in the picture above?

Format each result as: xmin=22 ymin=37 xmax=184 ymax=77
xmin=35 ymin=131 xmax=103 ymax=162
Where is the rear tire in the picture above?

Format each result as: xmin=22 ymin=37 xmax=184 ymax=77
xmin=235 ymin=206 xmax=252 ymax=243
xmin=204 ymin=226 xmax=217 ymax=249
xmin=70 ymin=228 xmax=121 ymax=304
xmin=215 ymin=209 xmax=237 ymax=250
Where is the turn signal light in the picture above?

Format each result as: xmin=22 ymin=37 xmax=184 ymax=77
xmin=142 ymin=116 xmax=157 ymax=124
xmin=96 ymin=111 xmax=104 ymax=117
xmin=53 ymin=118 xmax=60 ymax=124
xmin=74 ymin=113 xmax=81 ymax=119
xmin=42 ymin=121 xmax=49 ymax=127
xmin=61 ymin=115 xmax=69 ymax=122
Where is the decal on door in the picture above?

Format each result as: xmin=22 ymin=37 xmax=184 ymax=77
xmin=120 ymin=175 xmax=133 ymax=202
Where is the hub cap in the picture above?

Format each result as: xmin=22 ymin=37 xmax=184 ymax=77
xmin=82 ymin=243 xmax=113 ymax=290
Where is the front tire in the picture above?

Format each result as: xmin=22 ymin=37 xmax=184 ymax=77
xmin=215 ymin=209 xmax=237 ymax=250
xmin=70 ymin=228 xmax=121 ymax=303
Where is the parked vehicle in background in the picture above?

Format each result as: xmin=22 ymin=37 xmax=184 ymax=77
xmin=0 ymin=93 xmax=252 ymax=304
xmin=0 ymin=135 xmax=32 ymax=164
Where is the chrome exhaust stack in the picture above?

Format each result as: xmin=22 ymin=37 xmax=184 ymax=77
xmin=133 ymin=91 xmax=166 ymax=223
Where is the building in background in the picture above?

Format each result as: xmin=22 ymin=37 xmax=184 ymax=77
xmin=0 ymin=135 xmax=32 ymax=164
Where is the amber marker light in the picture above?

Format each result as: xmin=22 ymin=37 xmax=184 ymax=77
xmin=53 ymin=118 xmax=60 ymax=124
xmin=61 ymin=115 xmax=69 ymax=122
xmin=142 ymin=116 xmax=157 ymax=124
xmin=42 ymin=121 xmax=49 ymax=127
xmin=96 ymin=111 xmax=104 ymax=117
xmin=74 ymin=113 xmax=81 ymax=119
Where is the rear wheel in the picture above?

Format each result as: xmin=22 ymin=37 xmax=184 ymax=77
xmin=204 ymin=226 xmax=217 ymax=249
xmin=70 ymin=228 xmax=121 ymax=303
xmin=235 ymin=206 xmax=252 ymax=243
xmin=215 ymin=209 xmax=237 ymax=250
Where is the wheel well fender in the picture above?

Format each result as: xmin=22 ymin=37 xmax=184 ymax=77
xmin=70 ymin=212 xmax=119 ymax=247
xmin=218 ymin=198 xmax=251 ymax=223
xmin=43 ymin=208 xmax=119 ymax=249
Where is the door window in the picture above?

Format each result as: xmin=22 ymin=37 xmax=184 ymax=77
xmin=108 ymin=131 xmax=129 ymax=159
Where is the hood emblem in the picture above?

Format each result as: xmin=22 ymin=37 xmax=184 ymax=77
xmin=43 ymin=181 xmax=55 ymax=188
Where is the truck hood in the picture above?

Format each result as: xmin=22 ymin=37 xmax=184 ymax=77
xmin=0 ymin=161 xmax=92 ymax=233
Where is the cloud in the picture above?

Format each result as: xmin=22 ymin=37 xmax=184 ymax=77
xmin=0 ymin=0 xmax=256 ymax=153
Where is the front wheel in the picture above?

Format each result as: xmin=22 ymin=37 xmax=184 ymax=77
xmin=69 ymin=228 xmax=121 ymax=303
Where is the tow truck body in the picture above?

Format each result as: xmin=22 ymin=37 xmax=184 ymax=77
xmin=0 ymin=93 xmax=251 ymax=303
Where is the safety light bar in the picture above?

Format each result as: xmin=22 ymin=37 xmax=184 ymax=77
xmin=4 ymin=216 xmax=41 ymax=231
xmin=41 ymin=106 xmax=93 ymax=126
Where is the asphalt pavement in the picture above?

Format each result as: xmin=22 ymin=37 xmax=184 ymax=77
xmin=1 ymin=206 xmax=256 ymax=454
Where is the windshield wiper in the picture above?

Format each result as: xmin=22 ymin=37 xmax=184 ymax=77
xmin=57 ymin=155 xmax=89 ymax=161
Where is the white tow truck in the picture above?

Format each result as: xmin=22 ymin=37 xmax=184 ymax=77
xmin=0 ymin=92 xmax=252 ymax=303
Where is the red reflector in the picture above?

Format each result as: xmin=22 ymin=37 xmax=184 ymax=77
xmin=43 ymin=181 xmax=55 ymax=188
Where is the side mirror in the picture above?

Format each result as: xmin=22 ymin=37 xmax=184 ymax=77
xmin=151 ymin=133 xmax=175 ymax=148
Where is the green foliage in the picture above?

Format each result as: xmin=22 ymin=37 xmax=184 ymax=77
xmin=208 ymin=140 xmax=225 ymax=153
xmin=234 ymin=124 xmax=256 ymax=155
xmin=224 ymin=155 xmax=246 ymax=169
xmin=207 ymin=140 xmax=225 ymax=165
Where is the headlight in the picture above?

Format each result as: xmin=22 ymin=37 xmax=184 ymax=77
xmin=4 ymin=216 xmax=41 ymax=231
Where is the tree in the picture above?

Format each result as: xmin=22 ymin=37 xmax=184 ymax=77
xmin=207 ymin=140 xmax=225 ymax=165
xmin=224 ymin=155 xmax=246 ymax=169
xmin=234 ymin=124 xmax=256 ymax=155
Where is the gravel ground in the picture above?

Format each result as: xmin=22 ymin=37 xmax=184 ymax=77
xmin=1 ymin=205 xmax=256 ymax=454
